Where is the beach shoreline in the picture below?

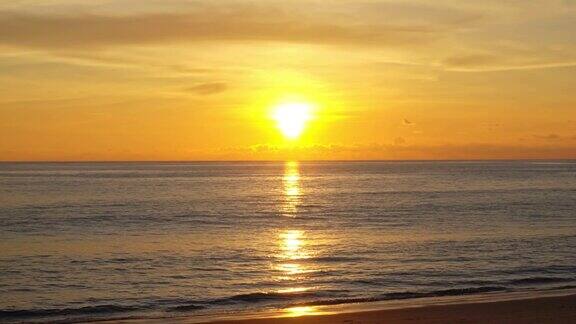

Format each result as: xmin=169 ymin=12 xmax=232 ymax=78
xmin=202 ymin=291 xmax=576 ymax=324
xmin=109 ymin=289 xmax=576 ymax=324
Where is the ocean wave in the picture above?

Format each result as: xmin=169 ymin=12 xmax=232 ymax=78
xmin=204 ymin=286 xmax=510 ymax=309
xmin=0 ymin=304 xmax=140 ymax=319
xmin=508 ymin=277 xmax=574 ymax=286
xmin=309 ymin=256 xmax=367 ymax=262
xmin=213 ymin=290 xmax=319 ymax=304
xmin=3 ymin=267 xmax=576 ymax=318
xmin=1 ymin=283 xmax=569 ymax=320
xmin=292 ymin=286 xmax=508 ymax=307
xmin=167 ymin=304 xmax=206 ymax=312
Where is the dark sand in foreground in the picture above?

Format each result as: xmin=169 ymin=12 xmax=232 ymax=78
xmin=204 ymin=293 xmax=576 ymax=324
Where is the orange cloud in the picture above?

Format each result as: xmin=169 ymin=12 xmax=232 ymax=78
xmin=0 ymin=10 xmax=440 ymax=50
xmin=186 ymin=82 xmax=228 ymax=95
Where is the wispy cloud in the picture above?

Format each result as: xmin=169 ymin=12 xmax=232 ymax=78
xmin=0 ymin=10 xmax=441 ymax=50
xmin=443 ymin=53 xmax=576 ymax=72
xmin=532 ymin=133 xmax=576 ymax=141
xmin=186 ymin=82 xmax=227 ymax=95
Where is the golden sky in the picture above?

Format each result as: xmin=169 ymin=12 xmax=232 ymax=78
xmin=1 ymin=0 xmax=575 ymax=160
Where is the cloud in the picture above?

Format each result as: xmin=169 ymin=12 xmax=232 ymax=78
xmin=443 ymin=54 xmax=500 ymax=68
xmin=443 ymin=53 xmax=576 ymax=72
xmin=532 ymin=133 xmax=576 ymax=141
xmin=186 ymin=82 xmax=227 ymax=95
xmin=0 ymin=9 xmax=443 ymax=50
xmin=533 ymin=134 xmax=561 ymax=141
xmin=209 ymin=142 xmax=576 ymax=160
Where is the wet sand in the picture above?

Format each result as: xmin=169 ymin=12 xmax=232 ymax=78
xmin=205 ymin=293 xmax=576 ymax=324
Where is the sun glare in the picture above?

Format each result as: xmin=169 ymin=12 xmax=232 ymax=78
xmin=283 ymin=306 xmax=322 ymax=317
xmin=273 ymin=102 xmax=312 ymax=139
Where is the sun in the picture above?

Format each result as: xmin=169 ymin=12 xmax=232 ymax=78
xmin=273 ymin=102 xmax=312 ymax=139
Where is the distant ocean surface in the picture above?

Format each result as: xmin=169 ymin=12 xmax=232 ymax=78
xmin=1 ymin=161 xmax=576 ymax=323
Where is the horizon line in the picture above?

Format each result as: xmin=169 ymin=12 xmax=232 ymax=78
xmin=1 ymin=158 xmax=575 ymax=163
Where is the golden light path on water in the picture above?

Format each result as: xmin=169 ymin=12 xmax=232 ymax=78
xmin=281 ymin=161 xmax=301 ymax=217
xmin=276 ymin=162 xmax=322 ymax=317
xmin=283 ymin=306 xmax=322 ymax=317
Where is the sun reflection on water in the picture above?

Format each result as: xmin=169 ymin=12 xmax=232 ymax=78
xmin=283 ymin=306 xmax=321 ymax=317
xmin=281 ymin=161 xmax=301 ymax=217
xmin=277 ymin=287 xmax=310 ymax=294
xmin=276 ymin=230 xmax=313 ymax=276
xmin=274 ymin=162 xmax=320 ymax=310
xmin=280 ymin=230 xmax=307 ymax=260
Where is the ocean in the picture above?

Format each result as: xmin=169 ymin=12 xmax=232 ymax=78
xmin=1 ymin=161 xmax=575 ymax=323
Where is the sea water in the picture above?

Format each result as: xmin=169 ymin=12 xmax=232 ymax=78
xmin=1 ymin=161 xmax=575 ymax=322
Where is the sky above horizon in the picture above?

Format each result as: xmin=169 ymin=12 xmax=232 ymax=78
xmin=1 ymin=0 xmax=575 ymax=160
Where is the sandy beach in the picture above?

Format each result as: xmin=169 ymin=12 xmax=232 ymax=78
xmin=203 ymin=293 xmax=576 ymax=324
